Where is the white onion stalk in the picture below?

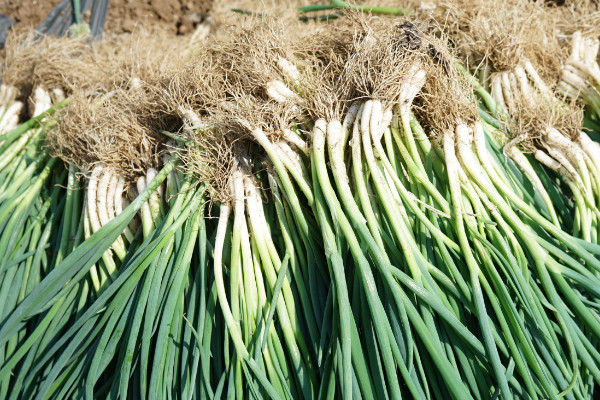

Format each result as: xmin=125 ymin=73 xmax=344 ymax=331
xmin=444 ymin=125 xmax=513 ymax=399
xmin=491 ymin=74 xmax=507 ymax=112
xmin=508 ymin=72 xmax=520 ymax=103
xmin=562 ymin=67 xmax=592 ymax=92
xmin=29 ymin=86 xmax=52 ymax=117
xmin=535 ymin=150 xmax=594 ymax=239
xmin=565 ymin=64 xmax=596 ymax=87
xmin=342 ymin=101 xmax=361 ymax=147
xmin=266 ymin=80 xmax=302 ymax=106
xmin=244 ymin=175 xmax=315 ymax=390
xmin=472 ymin=123 xmax=510 ymax=189
xmin=229 ymin=166 xmax=247 ymax=352
xmin=0 ymin=84 xmax=17 ymax=106
xmin=125 ymin=187 xmax=141 ymax=236
xmin=561 ymin=31 xmax=600 ymax=105
xmin=273 ymin=140 xmax=312 ymax=198
xmin=557 ymin=80 xmax=581 ymax=98
xmin=514 ymin=66 xmax=533 ymax=103
xmin=114 ymin=176 xmax=135 ymax=243
xmin=570 ymin=31 xmax=583 ymax=62
xmin=248 ymin=124 xmax=314 ymax=215
xmin=87 ymin=165 xmax=104 ymax=235
xmin=104 ymin=172 xmax=127 ymax=259
xmin=189 ymin=17 xmax=212 ymax=44
xmin=545 ymin=128 xmax=594 ymax=198
xmin=373 ymin=108 xmax=393 ymax=143
xmin=281 ymin=128 xmax=308 ymax=156
xmin=457 ymin=124 xmax=494 ymax=188
xmin=96 ymin=170 xmax=111 ymax=225
xmin=348 ymin=102 xmax=388 ymax=251
xmin=275 ymin=141 xmax=305 ymax=174
xmin=213 ymin=202 xmax=249 ymax=357
xmin=232 ymin=164 xmax=258 ymax=326
xmin=397 ymin=67 xmax=426 ymax=167
xmin=501 ymin=72 xmax=516 ymax=112
xmin=578 ymin=131 xmax=600 ymax=182
xmin=535 ymin=150 xmax=564 ymax=174
xmin=245 ymin=174 xmax=301 ymax=336
xmin=544 ymin=144 xmax=590 ymax=200
xmin=523 ymin=60 xmax=551 ymax=97
xmin=87 ymin=164 xmax=117 ymax=279
xmin=136 ymin=176 xmax=155 ymax=238
xmin=277 ymin=56 xmax=300 ymax=84
xmin=178 ymin=106 xmax=205 ymax=132
xmin=146 ymin=168 xmax=162 ymax=222
xmin=503 ymin=143 xmax=560 ymax=225
xmin=0 ymin=101 xmax=23 ymax=135
xmin=569 ymin=60 xmax=600 ymax=87
xmin=360 ymin=100 xmax=421 ymax=278
xmin=83 ymin=190 xmax=101 ymax=293
xmin=51 ymin=88 xmax=66 ymax=104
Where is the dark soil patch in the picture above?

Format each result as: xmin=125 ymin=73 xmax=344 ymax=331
xmin=107 ymin=0 xmax=213 ymax=35
xmin=0 ymin=0 xmax=213 ymax=37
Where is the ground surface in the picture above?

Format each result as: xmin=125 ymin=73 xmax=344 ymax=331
xmin=0 ymin=0 xmax=213 ymax=36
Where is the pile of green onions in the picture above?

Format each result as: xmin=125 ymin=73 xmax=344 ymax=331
xmin=0 ymin=5 xmax=599 ymax=400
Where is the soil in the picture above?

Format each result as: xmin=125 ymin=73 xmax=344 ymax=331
xmin=0 ymin=0 xmax=214 ymax=37
xmin=0 ymin=0 xmax=63 ymax=33
xmin=106 ymin=0 xmax=213 ymax=35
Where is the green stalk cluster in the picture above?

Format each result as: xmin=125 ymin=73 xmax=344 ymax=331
xmin=1 ymin=11 xmax=600 ymax=400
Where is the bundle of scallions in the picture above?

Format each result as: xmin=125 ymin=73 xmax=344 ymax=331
xmin=0 ymin=4 xmax=600 ymax=400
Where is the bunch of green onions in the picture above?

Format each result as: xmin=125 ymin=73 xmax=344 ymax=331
xmin=0 ymin=8 xmax=600 ymax=400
